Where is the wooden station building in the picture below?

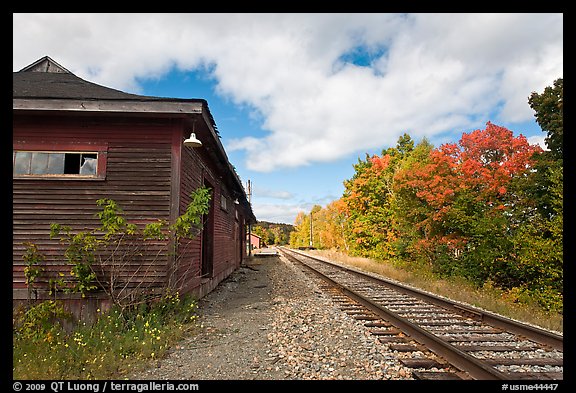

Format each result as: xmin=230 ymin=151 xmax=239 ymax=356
xmin=13 ymin=56 xmax=256 ymax=318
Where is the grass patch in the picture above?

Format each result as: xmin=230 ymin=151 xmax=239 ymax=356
xmin=13 ymin=292 xmax=199 ymax=380
xmin=308 ymin=249 xmax=563 ymax=333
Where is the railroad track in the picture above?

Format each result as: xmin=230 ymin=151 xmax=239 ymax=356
xmin=277 ymin=247 xmax=563 ymax=381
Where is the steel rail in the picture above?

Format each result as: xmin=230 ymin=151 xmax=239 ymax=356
xmin=278 ymin=247 xmax=560 ymax=380
xmin=284 ymin=247 xmax=563 ymax=351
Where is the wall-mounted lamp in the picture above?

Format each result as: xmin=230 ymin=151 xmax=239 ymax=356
xmin=184 ymin=132 xmax=202 ymax=147
xmin=234 ymin=198 xmax=240 ymax=205
xmin=184 ymin=120 xmax=202 ymax=147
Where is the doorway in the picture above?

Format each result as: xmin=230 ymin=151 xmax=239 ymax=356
xmin=201 ymin=181 xmax=214 ymax=278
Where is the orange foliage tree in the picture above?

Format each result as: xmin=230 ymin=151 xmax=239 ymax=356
xmin=393 ymin=122 xmax=544 ymax=287
xmin=341 ymin=134 xmax=414 ymax=259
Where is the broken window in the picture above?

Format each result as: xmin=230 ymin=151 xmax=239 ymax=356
xmin=14 ymin=151 xmax=100 ymax=177
xmin=220 ymin=194 xmax=228 ymax=212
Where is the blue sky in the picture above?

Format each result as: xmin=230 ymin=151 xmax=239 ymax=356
xmin=139 ymin=68 xmax=359 ymax=223
xmin=13 ymin=13 xmax=563 ymax=224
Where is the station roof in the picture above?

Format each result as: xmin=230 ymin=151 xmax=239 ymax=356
xmin=13 ymin=56 xmax=256 ymax=223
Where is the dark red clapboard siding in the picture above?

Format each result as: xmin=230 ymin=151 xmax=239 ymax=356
xmin=13 ymin=117 xmax=174 ymax=294
xmin=14 ymin=112 xmax=249 ymax=306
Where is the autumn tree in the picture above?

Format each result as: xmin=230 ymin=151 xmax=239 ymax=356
xmin=251 ymin=225 xmax=267 ymax=241
xmin=298 ymin=78 xmax=563 ymax=312
xmin=290 ymin=211 xmax=313 ymax=248
xmin=317 ymin=199 xmax=348 ymax=251
xmin=341 ymin=133 xmax=414 ymax=260
xmin=392 ymin=123 xmax=561 ymax=309
xmin=391 ymin=137 xmax=434 ymax=262
xmin=253 ymin=221 xmax=292 ymax=245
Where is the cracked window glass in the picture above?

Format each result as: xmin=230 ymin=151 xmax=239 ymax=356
xmin=14 ymin=151 xmax=98 ymax=176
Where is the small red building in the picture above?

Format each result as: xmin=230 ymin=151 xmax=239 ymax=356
xmin=13 ymin=56 xmax=256 ymax=318
xmin=249 ymin=233 xmax=263 ymax=250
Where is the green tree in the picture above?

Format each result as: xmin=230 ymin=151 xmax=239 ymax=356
xmin=30 ymin=187 xmax=211 ymax=311
xmin=505 ymin=78 xmax=564 ymax=311
xmin=528 ymin=78 xmax=563 ymax=160
xmin=391 ymin=138 xmax=434 ymax=263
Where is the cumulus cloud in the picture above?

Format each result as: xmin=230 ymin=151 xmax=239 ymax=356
xmin=252 ymin=185 xmax=294 ymax=200
xmin=527 ymin=135 xmax=549 ymax=151
xmin=13 ymin=13 xmax=563 ymax=173
xmin=251 ymin=203 xmax=309 ymax=225
xmin=251 ymin=191 xmax=339 ymax=223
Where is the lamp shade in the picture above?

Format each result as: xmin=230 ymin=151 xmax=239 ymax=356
xmin=184 ymin=132 xmax=202 ymax=147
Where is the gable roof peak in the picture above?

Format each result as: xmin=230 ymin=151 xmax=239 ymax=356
xmin=19 ymin=56 xmax=71 ymax=74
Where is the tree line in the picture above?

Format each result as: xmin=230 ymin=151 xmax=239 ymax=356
xmin=251 ymin=221 xmax=294 ymax=246
xmin=290 ymin=78 xmax=563 ymax=312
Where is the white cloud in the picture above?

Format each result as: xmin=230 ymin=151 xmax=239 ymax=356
xmin=252 ymin=202 xmax=308 ymax=225
xmin=527 ymin=135 xmax=549 ymax=151
xmin=251 ymin=191 xmax=339 ymax=224
xmin=252 ymin=185 xmax=294 ymax=200
xmin=14 ymin=13 xmax=563 ymax=173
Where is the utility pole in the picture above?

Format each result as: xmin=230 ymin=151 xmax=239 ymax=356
xmin=247 ymin=180 xmax=252 ymax=257
xmin=309 ymin=211 xmax=313 ymax=248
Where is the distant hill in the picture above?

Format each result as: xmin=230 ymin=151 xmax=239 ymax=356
xmin=251 ymin=221 xmax=294 ymax=245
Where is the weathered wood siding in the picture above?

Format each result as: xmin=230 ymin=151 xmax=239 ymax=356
xmin=178 ymin=141 xmax=246 ymax=298
xmin=13 ymin=115 xmax=176 ymax=301
xmin=172 ymin=141 xmax=203 ymax=295
xmin=14 ymin=111 xmax=250 ymax=316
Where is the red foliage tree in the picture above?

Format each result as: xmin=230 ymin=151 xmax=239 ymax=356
xmin=394 ymin=122 xmax=542 ymax=269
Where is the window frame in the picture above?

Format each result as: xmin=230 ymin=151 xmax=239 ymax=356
xmin=220 ymin=194 xmax=228 ymax=212
xmin=13 ymin=142 xmax=108 ymax=181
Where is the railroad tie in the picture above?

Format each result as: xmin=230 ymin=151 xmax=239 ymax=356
xmin=388 ymin=343 xmax=425 ymax=352
xmin=400 ymin=358 xmax=446 ymax=369
xmin=369 ymin=328 xmax=402 ymax=336
xmin=412 ymin=371 xmax=463 ymax=380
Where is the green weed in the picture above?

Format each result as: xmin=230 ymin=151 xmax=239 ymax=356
xmin=13 ymin=293 xmax=199 ymax=380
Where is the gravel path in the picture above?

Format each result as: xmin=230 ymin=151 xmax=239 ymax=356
xmin=129 ymin=253 xmax=417 ymax=380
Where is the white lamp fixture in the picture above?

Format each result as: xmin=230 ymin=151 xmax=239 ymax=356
xmin=184 ymin=132 xmax=202 ymax=147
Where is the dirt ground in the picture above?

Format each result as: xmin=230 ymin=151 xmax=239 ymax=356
xmin=129 ymin=254 xmax=286 ymax=379
xmin=129 ymin=250 xmax=415 ymax=382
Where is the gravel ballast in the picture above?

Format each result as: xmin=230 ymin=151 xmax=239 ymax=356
xmin=129 ymin=253 xmax=417 ymax=380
